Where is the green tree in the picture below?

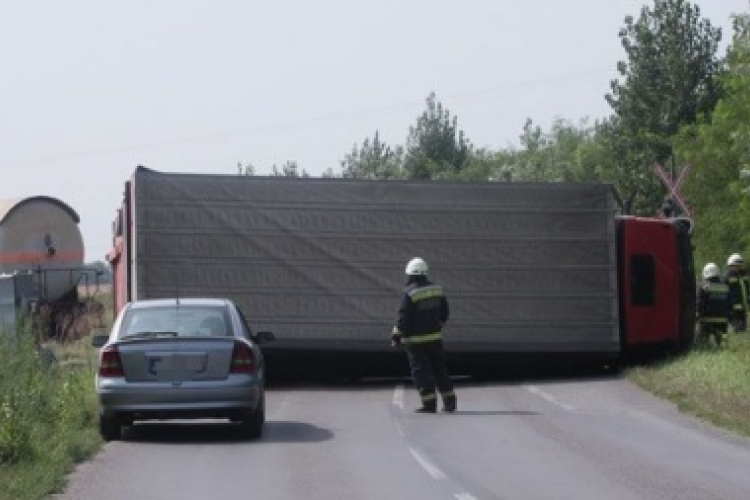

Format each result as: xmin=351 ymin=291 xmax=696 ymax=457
xmin=451 ymin=148 xmax=507 ymax=181
xmin=593 ymin=117 xmax=658 ymax=214
xmin=512 ymin=119 xmax=553 ymax=181
xmin=271 ymin=160 xmax=309 ymax=177
xmin=403 ymin=92 xmax=472 ymax=179
xmin=675 ymin=10 xmax=750 ymax=266
xmin=605 ymin=0 xmax=724 ymax=213
xmin=237 ymin=161 xmax=255 ymax=176
xmin=495 ymin=118 xmax=604 ymax=184
xmin=321 ymin=167 xmax=337 ymax=178
xmin=236 ymin=160 xmax=308 ymax=177
xmin=340 ymin=130 xmax=403 ymax=179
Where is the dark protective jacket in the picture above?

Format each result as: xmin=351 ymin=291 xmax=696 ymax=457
xmin=393 ymin=277 xmax=449 ymax=345
xmin=723 ymin=270 xmax=748 ymax=314
xmin=697 ymin=278 xmax=731 ymax=324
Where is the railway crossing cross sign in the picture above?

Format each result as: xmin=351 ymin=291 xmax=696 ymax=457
xmin=653 ymin=163 xmax=692 ymax=217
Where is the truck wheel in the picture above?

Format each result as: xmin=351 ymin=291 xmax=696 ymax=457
xmin=99 ymin=414 xmax=122 ymax=442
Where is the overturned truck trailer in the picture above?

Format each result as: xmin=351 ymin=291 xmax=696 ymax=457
xmin=108 ymin=167 xmax=622 ymax=370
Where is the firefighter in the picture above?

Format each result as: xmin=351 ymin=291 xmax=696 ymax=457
xmin=724 ymin=253 xmax=748 ymax=333
xmin=659 ymin=197 xmax=678 ymax=218
xmin=391 ymin=257 xmax=457 ymax=413
xmin=697 ymin=262 xmax=731 ymax=347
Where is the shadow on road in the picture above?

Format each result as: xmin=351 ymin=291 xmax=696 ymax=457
xmin=261 ymin=420 xmax=334 ymax=443
xmin=266 ymin=363 xmax=623 ymax=390
xmin=264 ymin=349 xmax=627 ymax=387
xmin=121 ymin=420 xmax=333 ymax=444
xmin=438 ymin=410 xmax=541 ymax=416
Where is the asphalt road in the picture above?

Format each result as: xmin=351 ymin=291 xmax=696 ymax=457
xmin=55 ymin=374 xmax=750 ymax=500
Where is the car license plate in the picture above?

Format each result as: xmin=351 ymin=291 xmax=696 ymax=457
xmin=148 ymin=354 xmax=206 ymax=375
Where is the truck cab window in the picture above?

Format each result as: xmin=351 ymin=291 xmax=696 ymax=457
xmin=631 ymin=254 xmax=655 ymax=306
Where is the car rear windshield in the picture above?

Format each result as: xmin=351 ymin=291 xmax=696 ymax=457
xmin=120 ymin=305 xmax=231 ymax=338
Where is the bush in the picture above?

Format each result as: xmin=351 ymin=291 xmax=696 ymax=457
xmin=0 ymin=336 xmax=41 ymax=464
xmin=0 ymin=328 xmax=101 ymax=499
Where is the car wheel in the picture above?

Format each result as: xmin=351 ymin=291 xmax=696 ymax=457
xmin=239 ymin=395 xmax=265 ymax=440
xmin=99 ymin=414 xmax=122 ymax=442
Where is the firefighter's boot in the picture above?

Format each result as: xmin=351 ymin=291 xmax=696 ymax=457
xmin=416 ymin=391 xmax=437 ymax=413
xmin=415 ymin=405 xmax=437 ymax=413
xmin=442 ymin=393 xmax=457 ymax=413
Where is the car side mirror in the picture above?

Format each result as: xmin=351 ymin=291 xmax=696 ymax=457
xmin=91 ymin=332 xmax=109 ymax=348
xmin=253 ymin=331 xmax=275 ymax=344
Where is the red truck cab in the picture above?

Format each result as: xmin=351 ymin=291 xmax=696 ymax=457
xmin=617 ymin=216 xmax=695 ymax=354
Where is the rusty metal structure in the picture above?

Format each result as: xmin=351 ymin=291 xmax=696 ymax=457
xmin=0 ymin=196 xmax=105 ymax=341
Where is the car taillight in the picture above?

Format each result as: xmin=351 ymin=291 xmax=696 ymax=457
xmin=230 ymin=341 xmax=256 ymax=374
xmin=99 ymin=345 xmax=124 ymax=377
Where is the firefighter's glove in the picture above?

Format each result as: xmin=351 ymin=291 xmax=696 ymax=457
xmin=390 ymin=332 xmax=403 ymax=348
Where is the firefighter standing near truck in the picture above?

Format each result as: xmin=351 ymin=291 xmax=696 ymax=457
xmin=391 ymin=257 xmax=457 ymax=413
xmin=724 ymin=253 xmax=748 ymax=333
xmin=697 ymin=262 xmax=731 ymax=347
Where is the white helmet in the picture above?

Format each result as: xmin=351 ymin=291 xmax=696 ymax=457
xmin=703 ymin=262 xmax=720 ymax=279
xmin=405 ymin=257 xmax=429 ymax=276
xmin=727 ymin=253 xmax=744 ymax=266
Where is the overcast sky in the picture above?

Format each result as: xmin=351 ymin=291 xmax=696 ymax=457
xmin=1 ymin=0 xmax=747 ymax=262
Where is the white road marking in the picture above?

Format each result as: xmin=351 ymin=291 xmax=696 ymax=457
xmin=393 ymin=385 xmax=404 ymax=410
xmin=392 ymin=385 xmax=405 ymax=435
xmin=396 ymin=397 xmax=478 ymax=498
xmin=409 ymin=447 xmax=446 ymax=480
xmin=523 ymin=384 xmax=575 ymax=411
xmin=394 ymin=420 xmax=405 ymax=437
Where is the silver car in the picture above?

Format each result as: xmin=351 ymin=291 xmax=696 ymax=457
xmin=91 ymin=298 xmax=273 ymax=441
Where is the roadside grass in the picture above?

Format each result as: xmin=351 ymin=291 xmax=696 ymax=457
xmin=0 ymin=302 xmax=109 ymax=500
xmin=627 ymin=332 xmax=750 ymax=438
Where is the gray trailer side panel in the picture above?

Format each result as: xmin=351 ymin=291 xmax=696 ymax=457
xmin=132 ymin=170 xmax=619 ymax=354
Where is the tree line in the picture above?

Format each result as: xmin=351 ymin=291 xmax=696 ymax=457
xmin=238 ymin=0 xmax=750 ymax=269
